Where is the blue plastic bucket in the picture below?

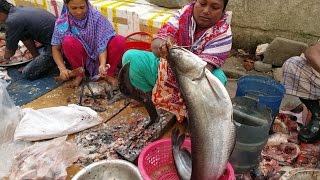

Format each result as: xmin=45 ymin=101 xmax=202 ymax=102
xmin=236 ymin=75 xmax=285 ymax=117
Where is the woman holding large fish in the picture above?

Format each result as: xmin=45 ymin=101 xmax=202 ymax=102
xmin=121 ymin=0 xmax=232 ymax=122
xmin=51 ymin=0 xmax=126 ymax=87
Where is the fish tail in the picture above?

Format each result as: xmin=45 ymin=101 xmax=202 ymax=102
xmin=171 ymin=128 xmax=185 ymax=150
xmin=171 ymin=128 xmax=179 ymax=148
xmin=172 ymin=127 xmax=192 ymax=180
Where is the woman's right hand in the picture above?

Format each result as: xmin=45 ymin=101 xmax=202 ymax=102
xmin=151 ymin=36 xmax=175 ymax=58
xmin=59 ymin=68 xmax=71 ymax=81
xmin=159 ymin=38 xmax=175 ymax=58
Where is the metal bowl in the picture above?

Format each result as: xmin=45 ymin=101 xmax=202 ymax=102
xmin=72 ymin=159 xmax=143 ymax=180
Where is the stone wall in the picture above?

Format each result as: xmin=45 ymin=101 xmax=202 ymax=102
xmin=227 ymin=0 xmax=320 ymax=52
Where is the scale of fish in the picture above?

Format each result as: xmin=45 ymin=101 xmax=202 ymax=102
xmin=168 ymin=47 xmax=236 ymax=180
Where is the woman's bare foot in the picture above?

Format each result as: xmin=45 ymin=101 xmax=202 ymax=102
xmin=67 ymin=76 xmax=83 ymax=88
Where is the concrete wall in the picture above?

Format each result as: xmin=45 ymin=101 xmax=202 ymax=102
xmin=227 ymin=0 xmax=320 ymax=52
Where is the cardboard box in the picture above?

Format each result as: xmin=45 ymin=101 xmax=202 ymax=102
xmin=138 ymin=7 xmax=176 ymax=36
xmin=10 ymin=0 xmax=49 ymax=12
xmin=92 ymin=0 xmax=155 ymax=36
xmin=8 ymin=0 xmax=62 ymax=17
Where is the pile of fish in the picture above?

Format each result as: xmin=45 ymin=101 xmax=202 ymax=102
xmin=0 ymin=40 xmax=33 ymax=65
xmin=115 ymin=111 xmax=172 ymax=161
xmin=75 ymin=125 xmax=121 ymax=166
xmin=75 ymin=110 xmax=173 ymax=166
xmin=77 ymin=81 xmax=128 ymax=112
xmin=259 ymin=112 xmax=320 ymax=178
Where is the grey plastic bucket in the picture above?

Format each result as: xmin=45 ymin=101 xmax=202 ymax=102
xmin=229 ymin=96 xmax=273 ymax=174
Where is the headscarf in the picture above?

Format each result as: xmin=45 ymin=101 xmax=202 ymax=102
xmin=51 ymin=0 xmax=116 ymax=79
xmin=157 ymin=2 xmax=231 ymax=67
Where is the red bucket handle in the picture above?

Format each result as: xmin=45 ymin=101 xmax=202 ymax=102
xmin=125 ymin=32 xmax=153 ymax=42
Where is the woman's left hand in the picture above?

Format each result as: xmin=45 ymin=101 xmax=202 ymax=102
xmin=99 ymin=64 xmax=111 ymax=77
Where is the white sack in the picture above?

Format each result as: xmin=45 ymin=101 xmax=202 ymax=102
xmin=14 ymin=104 xmax=103 ymax=141
xmin=0 ymin=79 xmax=30 ymax=179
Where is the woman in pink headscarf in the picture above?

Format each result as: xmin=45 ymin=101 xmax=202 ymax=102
xmin=51 ymin=0 xmax=126 ymax=87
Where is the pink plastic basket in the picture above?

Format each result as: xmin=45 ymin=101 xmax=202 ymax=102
xmin=138 ymin=138 xmax=235 ymax=180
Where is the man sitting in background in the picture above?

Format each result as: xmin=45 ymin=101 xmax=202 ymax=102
xmin=0 ymin=0 xmax=57 ymax=80
xmin=282 ymin=41 xmax=320 ymax=143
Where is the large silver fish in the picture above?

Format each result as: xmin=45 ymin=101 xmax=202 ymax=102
xmin=168 ymin=47 xmax=236 ymax=180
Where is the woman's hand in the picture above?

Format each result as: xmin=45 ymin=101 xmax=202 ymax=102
xmin=99 ymin=64 xmax=110 ymax=77
xmin=52 ymin=45 xmax=70 ymax=80
xmin=151 ymin=36 xmax=176 ymax=58
xmin=177 ymin=92 xmax=187 ymax=110
xmin=159 ymin=37 xmax=175 ymax=58
xmin=59 ymin=68 xmax=71 ymax=81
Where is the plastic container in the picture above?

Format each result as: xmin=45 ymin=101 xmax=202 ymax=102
xmin=229 ymin=97 xmax=273 ymax=174
xmin=235 ymin=75 xmax=285 ymax=117
xmin=138 ymin=138 xmax=235 ymax=180
xmin=125 ymin=32 xmax=152 ymax=51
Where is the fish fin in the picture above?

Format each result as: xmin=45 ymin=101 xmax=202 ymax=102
xmin=177 ymin=132 xmax=186 ymax=149
xmin=172 ymin=128 xmax=186 ymax=149
xmin=171 ymin=128 xmax=180 ymax=149
xmin=204 ymin=69 xmax=229 ymax=100
xmin=182 ymin=148 xmax=191 ymax=157
xmin=172 ymin=128 xmax=192 ymax=180
xmin=181 ymin=148 xmax=192 ymax=167
xmin=192 ymin=67 xmax=206 ymax=81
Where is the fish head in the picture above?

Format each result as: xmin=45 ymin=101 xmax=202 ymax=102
xmin=168 ymin=47 xmax=207 ymax=79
